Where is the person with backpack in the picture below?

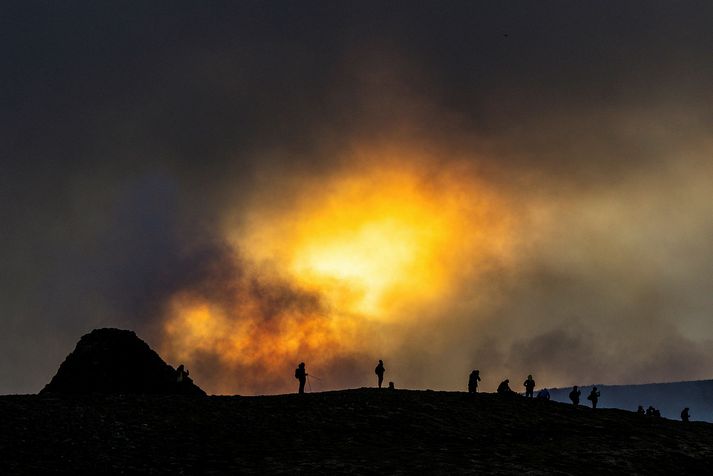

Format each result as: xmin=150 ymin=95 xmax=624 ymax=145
xmin=523 ymin=375 xmax=536 ymax=398
xmin=587 ymin=386 xmax=600 ymax=409
xmin=468 ymin=370 xmax=481 ymax=394
xmin=681 ymin=407 xmax=690 ymax=422
xmin=569 ymin=386 xmax=581 ymax=407
xmin=295 ymin=362 xmax=308 ymax=394
xmin=375 ymin=360 xmax=386 ymax=388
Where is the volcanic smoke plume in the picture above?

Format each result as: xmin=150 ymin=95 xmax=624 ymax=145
xmin=2 ymin=2 xmax=713 ymax=395
xmin=157 ymin=153 xmax=517 ymax=394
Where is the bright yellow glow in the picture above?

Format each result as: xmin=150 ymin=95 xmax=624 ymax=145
xmin=240 ymin=152 xmax=515 ymax=320
xmin=288 ymin=180 xmax=451 ymax=314
xmin=160 ymin=148 xmax=517 ymax=394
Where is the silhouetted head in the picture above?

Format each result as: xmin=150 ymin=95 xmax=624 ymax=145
xmin=592 ymin=386 xmax=597 ymax=390
xmin=474 ymin=370 xmax=479 ymax=374
xmin=299 ymin=362 xmax=305 ymax=368
xmin=573 ymin=385 xmax=578 ymax=390
xmin=379 ymin=360 xmax=383 ymax=364
xmin=528 ymin=374 xmax=532 ymax=379
xmin=177 ymin=364 xmax=184 ymax=372
xmin=504 ymin=379 xmax=509 ymax=383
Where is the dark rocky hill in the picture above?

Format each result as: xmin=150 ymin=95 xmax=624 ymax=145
xmin=2 ymin=389 xmax=712 ymax=474
xmin=40 ymin=328 xmax=205 ymax=396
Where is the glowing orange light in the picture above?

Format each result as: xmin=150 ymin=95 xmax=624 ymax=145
xmin=239 ymin=157 xmax=513 ymax=320
xmin=160 ymin=148 xmax=516 ymax=394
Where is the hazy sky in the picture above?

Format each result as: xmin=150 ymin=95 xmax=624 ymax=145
xmin=2 ymin=1 xmax=713 ymax=394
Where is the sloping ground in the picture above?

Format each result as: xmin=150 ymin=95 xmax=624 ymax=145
xmin=549 ymin=380 xmax=713 ymax=422
xmin=2 ymin=389 xmax=712 ymax=474
xmin=41 ymin=328 xmax=205 ymax=396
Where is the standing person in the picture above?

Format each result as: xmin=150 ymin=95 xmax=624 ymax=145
xmin=523 ymin=375 xmax=536 ymax=398
xmin=468 ymin=370 xmax=481 ymax=394
xmin=375 ymin=360 xmax=386 ymax=388
xmin=176 ymin=364 xmax=193 ymax=386
xmin=587 ymin=386 xmax=600 ymax=409
xmin=569 ymin=386 xmax=581 ymax=407
xmin=176 ymin=364 xmax=189 ymax=384
xmin=681 ymin=407 xmax=690 ymax=422
xmin=295 ymin=362 xmax=307 ymax=394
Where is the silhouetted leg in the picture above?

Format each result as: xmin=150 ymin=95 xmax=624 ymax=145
xmin=378 ymin=375 xmax=383 ymax=388
xmin=299 ymin=380 xmax=305 ymax=394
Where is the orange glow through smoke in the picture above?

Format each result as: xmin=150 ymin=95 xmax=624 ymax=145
xmin=242 ymin=160 xmax=514 ymax=319
xmin=160 ymin=154 xmax=515 ymax=393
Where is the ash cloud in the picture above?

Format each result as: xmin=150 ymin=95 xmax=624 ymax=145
xmin=2 ymin=2 xmax=713 ymax=393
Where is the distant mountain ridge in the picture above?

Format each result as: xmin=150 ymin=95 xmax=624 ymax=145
xmin=549 ymin=379 xmax=713 ymax=422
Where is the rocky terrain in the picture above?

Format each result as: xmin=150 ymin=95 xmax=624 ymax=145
xmin=41 ymin=329 xmax=204 ymax=396
xmin=7 ymin=329 xmax=712 ymax=474
xmin=2 ymin=389 xmax=713 ymax=474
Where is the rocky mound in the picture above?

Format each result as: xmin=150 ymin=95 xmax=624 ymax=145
xmin=40 ymin=328 xmax=205 ymax=396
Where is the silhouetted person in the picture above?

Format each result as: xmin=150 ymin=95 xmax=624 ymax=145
xmin=681 ymin=407 xmax=690 ymax=422
xmin=375 ymin=360 xmax=385 ymax=388
xmin=468 ymin=370 xmax=481 ymax=394
xmin=653 ymin=408 xmax=661 ymax=418
xmin=176 ymin=364 xmax=190 ymax=384
xmin=536 ymin=388 xmax=550 ymax=400
xmin=587 ymin=386 xmax=600 ymax=409
xmin=295 ymin=362 xmax=307 ymax=394
xmin=646 ymin=406 xmax=655 ymax=417
xmin=497 ymin=379 xmax=513 ymax=395
xmin=637 ymin=405 xmax=645 ymax=415
xmin=523 ymin=375 xmax=536 ymax=398
xmin=569 ymin=386 xmax=581 ymax=407
xmin=388 ymin=381 xmax=395 ymax=390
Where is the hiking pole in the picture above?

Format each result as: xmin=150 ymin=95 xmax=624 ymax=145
xmin=307 ymin=375 xmax=312 ymax=392
xmin=308 ymin=374 xmax=322 ymax=380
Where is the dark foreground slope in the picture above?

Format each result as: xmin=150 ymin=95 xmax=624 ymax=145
xmin=2 ymin=389 xmax=713 ymax=475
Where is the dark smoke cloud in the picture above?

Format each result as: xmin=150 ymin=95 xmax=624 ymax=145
xmin=2 ymin=1 xmax=713 ymax=393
